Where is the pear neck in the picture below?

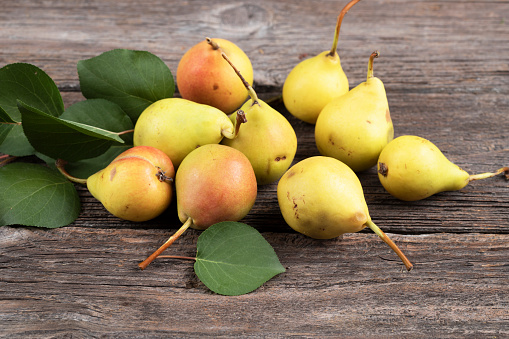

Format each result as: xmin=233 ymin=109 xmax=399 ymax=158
xmin=247 ymin=85 xmax=260 ymax=106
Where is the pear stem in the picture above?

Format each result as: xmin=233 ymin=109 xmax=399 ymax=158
xmin=469 ymin=166 xmax=509 ymax=182
xmin=365 ymin=220 xmax=413 ymax=271
xmin=206 ymin=37 xmax=221 ymax=50
xmin=138 ymin=217 xmax=193 ymax=270
xmin=234 ymin=110 xmax=247 ymax=137
xmin=210 ymin=37 xmax=261 ymax=107
xmin=328 ymin=0 xmax=362 ymax=57
xmin=367 ymin=51 xmax=380 ymax=80
xmin=55 ymin=159 xmax=87 ymax=185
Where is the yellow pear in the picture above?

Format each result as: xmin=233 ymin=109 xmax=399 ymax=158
xmin=282 ymin=0 xmax=361 ymax=124
xmin=377 ymin=135 xmax=509 ymax=201
xmin=218 ymin=50 xmax=297 ymax=185
xmin=222 ymin=89 xmax=297 ymax=185
xmin=278 ymin=156 xmax=413 ymax=271
xmin=86 ymin=146 xmax=174 ymax=222
xmin=315 ymin=51 xmax=394 ymax=172
xmin=133 ymin=97 xmax=243 ymax=168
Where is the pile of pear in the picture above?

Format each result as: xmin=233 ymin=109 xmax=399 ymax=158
xmin=58 ymin=36 xmax=300 ymax=269
xmin=278 ymin=0 xmax=507 ymax=271
xmin=59 ymin=0 xmax=507 ymax=274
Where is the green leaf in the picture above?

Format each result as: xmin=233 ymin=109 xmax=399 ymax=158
xmin=0 ymin=107 xmax=16 ymax=123
xmin=18 ymin=100 xmax=125 ymax=162
xmin=78 ymin=49 xmax=175 ymax=123
xmin=0 ymin=63 xmax=64 ymax=156
xmin=0 ymin=162 xmax=80 ymax=228
xmin=194 ymin=222 xmax=285 ymax=296
xmin=60 ymin=144 xmax=131 ymax=179
xmin=0 ymin=122 xmax=14 ymax=147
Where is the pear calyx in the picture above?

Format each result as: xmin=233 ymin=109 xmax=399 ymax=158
xmin=328 ymin=0 xmax=362 ymax=57
xmin=378 ymin=161 xmax=389 ymax=177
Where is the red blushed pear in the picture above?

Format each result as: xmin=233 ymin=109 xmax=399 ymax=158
xmin=138 ymin=144 xmax=257 ymax=270
xmin=176 ymin=37 xmax=253 ymax=114
xmin=57 ymin=146 xmax=175 ymax=222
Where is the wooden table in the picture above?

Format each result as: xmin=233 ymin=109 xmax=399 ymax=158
xmin=1 ymin=0 xmax=508 ymax=337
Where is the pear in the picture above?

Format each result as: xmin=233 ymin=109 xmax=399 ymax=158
xmin=138 ymin=144 xmax=258 ymax=270
xmin=176 ymin=37 xmax=253 ymax=114
xmin=282 ymin=0 xmax=361 ymax=124
xmin=277 ymin=156 xmax=413 ymax=271
xmin=315 ymin=51 xmax=394 ymax=172
xmin=219 ymin=52 xmax=297 ymax=185
xmin=57 ymin=146 xmax=175 ymax=222
xmin=377 ymin=135 xmax=509 ymax=201
xmin=133 ymin=97 xmax=244 ymax=168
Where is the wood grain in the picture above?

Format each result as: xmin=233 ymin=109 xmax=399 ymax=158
xmin=1 ymin=0 xmax=508 ymax=337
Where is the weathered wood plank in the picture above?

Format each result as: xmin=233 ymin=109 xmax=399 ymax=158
xmin=1 ymin=0 xmax=509 ymax=337
xmin=1 ymin=226 xmax=508 ymax=337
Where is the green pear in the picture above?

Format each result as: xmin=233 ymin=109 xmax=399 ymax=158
xmin=315 ymin=51 xmax=394 ymax=172
xmin=138 ymin=144 xmax=258 ymax=270
xmin=85 ymin=146 xmax=174 ymax=222
xmin=133 ymin=97 xmax=244 ymax=168
xmin=282 ymin=0 xmax=361 ymax=124
xmin=377 ymin=135 xmax=509 ymax=201
xmin=278 ymin=156 xmax=413 ymax=271
xmin=219 ymin=52 xmax=297 ymax=185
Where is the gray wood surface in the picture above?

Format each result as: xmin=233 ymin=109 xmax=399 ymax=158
xmin=1 ymin=0 xmax=508 ymax=337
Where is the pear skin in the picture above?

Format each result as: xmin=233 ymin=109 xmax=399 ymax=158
xmin=87 ymin=146 xmax=174 ymax=222
xmin=282 ymin=51 xmax=349 ymax=124
xmin=176 ymin=38 xmax=253 ymax=114
xmin=133 ymin=98 xmax=237 ymax=168
xmin=315 ymin=51 xmax=394 ymax=172
xmin=222 ymin=98 xmax=297 ymax=185
xmin=277 ymin=156 xmax=369 ymax=239
xmin=377 ymin=135 xmax=471 ymax=201
xmin=175 ymin=144 xmax=257 ymax=230
xmin=278 ymin=156 xmax=413 ymax=271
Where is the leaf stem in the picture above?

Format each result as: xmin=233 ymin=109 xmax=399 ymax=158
xmin=328 ymin=0 xmax=362 ymax=57
xmin=0 ymin=154 xmax=17 ymax=167
xmin=365 ymin=220 xmax=413 ymax=271
xmin=117 ymin=129 xmax=134 ymax=136
xmin=469 ymin=166 xmax=509 ymax=182
xmin=138 ymin=217 xmax=193 ymax=270
xmin=156 ymin=255 xmax=197 ymax=261
xmin=55 ymin=159 xmax=87 ymax=185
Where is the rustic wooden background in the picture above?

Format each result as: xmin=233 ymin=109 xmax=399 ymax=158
xmin=1 ymin=0 xmax=508 ymax=337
